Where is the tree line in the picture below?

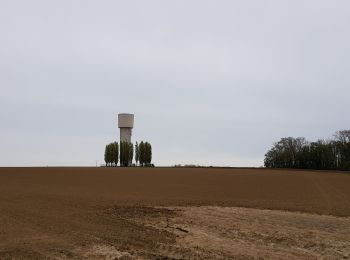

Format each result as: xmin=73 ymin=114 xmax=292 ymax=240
xmin=104 ymin=141 xmax=153 ymax=167
xmin=264 ymin=130 xmax=350 ymax=171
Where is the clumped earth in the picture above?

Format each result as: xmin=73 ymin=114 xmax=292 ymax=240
xmin=0 ymin=167 xmax=349 ymax=259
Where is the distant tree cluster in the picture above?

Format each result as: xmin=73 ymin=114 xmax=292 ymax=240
xmin=104 ymin=141 xmax=152 ymax=167
xmin=104 ymin=142 xmax=118 ymax=166
xmin=135 ymin=141 xmax=152 ymax=166
xmin=119 ymin=141 xmax=133 ymax=167
xmin=264 ymin=130 xmax=350 ymax=171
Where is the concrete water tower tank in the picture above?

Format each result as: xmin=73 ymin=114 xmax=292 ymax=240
xmin=118 ymin=113 xmax=134 ymax=143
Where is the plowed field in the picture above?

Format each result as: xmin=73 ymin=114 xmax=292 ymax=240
xmin=0 ymin=167 xmax=349 ymax=259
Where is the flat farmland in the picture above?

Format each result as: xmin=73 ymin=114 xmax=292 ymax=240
xmin=0 ymin=167 xmax=350 ymax=259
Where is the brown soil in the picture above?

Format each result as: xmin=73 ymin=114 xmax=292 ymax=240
xmin=0 ymin=167 xmax=349 ymax=259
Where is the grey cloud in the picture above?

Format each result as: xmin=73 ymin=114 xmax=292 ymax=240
xmin=1 ymin=0 xmax=349 ymax=166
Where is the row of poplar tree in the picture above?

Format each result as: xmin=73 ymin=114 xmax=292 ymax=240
xmin=104 ymin=141 xmax=152 ymax=167
xmin=264 ymin=130 xmax=350 ymax=171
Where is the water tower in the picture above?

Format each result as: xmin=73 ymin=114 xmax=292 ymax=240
xmin=118 ymin=113 xmax=134 ymax=143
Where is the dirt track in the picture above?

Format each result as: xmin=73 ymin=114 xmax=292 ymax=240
xmin=0 ymin=167 xmax=350 ymax=259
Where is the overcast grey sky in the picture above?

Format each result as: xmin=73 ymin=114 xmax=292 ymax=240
xmin=0 ymin=0 xmax=349 ymax=167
